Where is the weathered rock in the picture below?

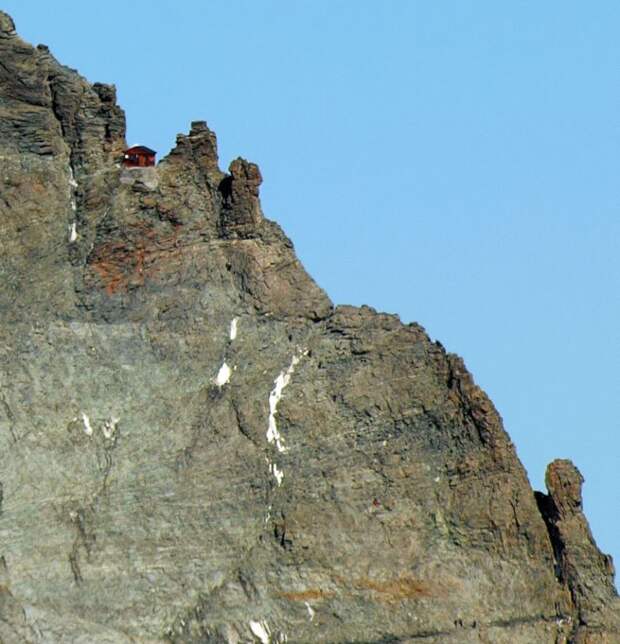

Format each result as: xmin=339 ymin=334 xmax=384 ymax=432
xmin=0 ymin=13 xmax=126 ymax=323
xmin=166 ymin=120 xmax=223 ymax=184
xmin=0 ymin=11 xmax=16 ymax=36
xmin=0 ymin=12 xmax=617 ymax=643
xmin=219 ymin=157 xmax=264 ymax=238
xmin=536 ymin=460 xmax=620 ymax=642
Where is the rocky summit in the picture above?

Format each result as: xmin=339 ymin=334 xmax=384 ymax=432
xmin=0 ymin=11 xmax=617 ymax=644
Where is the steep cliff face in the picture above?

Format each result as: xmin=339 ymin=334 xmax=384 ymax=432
xmin=0 ymin=12 xmax=617 ymax=643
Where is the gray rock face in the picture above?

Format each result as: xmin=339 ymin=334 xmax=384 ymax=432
xmin=0 ymin=12 xmax=617 ymax=643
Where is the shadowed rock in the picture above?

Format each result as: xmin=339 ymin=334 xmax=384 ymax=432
xmin=219 ymin=157 xmax=264 ymax=238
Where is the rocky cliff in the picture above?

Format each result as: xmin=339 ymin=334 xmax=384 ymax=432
xmin=0 ymin=12 xmax=618 ymax=643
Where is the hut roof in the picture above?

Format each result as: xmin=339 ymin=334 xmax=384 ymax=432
xmin=125 ymin=144 xmax=156 ymax=155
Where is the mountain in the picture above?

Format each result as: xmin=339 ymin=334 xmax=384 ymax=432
xmin=0 ymin=11 xmax=617 ymax=643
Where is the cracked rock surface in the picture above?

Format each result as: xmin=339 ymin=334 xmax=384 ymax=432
xmin=0 ymin=11 xmax=618 ymax=643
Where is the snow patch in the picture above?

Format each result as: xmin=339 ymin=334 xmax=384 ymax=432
xmin=81 ymin=413 xmax=93 ymax=436
xmin=270 ymin=462 xmax=284 ymax=486
xmin=69 ymin=222 xmax=77 ymax=242
xmin=102 ymin=416 xmax=120 ymax=440
xmin=215 ymin=362 xmax=232 ymax=387
xmin=304 ymin=602 xmax=315 ymax=621
xmin=229 ymin=317 xmax=238 ymax=341
xmin=68 ymin=167 xmax=78 ymax=188
xmin=249 ymin=620 xmax=270 ymax=643
xmin=266 ymin=350 xmax=308 ymax=453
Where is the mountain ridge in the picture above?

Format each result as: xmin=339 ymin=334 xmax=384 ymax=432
xmin=0 ymin=11 xmax=618 ymax=643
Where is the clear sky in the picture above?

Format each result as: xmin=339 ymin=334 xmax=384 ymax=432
xmin=4 ymin=2 xmax=619 ymax=577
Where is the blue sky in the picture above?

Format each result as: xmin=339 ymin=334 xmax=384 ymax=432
xmin=5 ymin=2 xmax=619 ymax=576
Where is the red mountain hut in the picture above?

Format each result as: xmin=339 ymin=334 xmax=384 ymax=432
xmin=123 ymin=145 xmax=156 ymax=168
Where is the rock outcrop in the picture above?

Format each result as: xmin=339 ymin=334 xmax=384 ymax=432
xmin=0 ymin=11 xmax=617 ymax=643
xmin=536 ymin=461 xmax=620 ymax=642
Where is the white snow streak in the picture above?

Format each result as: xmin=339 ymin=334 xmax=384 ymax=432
xmin=249 ymin=620 xmax=270 ymax=643
xmin=81 ymin=413 xmax=93 ymax=436
xmin=304 ymin=602 xmax=315 ymax=621
xmin=270 ymin=462 xmax=284 ymax=486
xmin=215 ymin=362 xmax=232 ymax=387
xmin=229 ymin=317 xmax=238 ymax=341
xmin=102 ymin=416 xmax=120 ymax=440
xmin=266 ymin=350 xmax=307 ymax=453
xmin=68 ymin=167 xmax=78 ymax=188
xmin=68 ymin=168 xmax=78 ymax=212
xmin=67 ymin=167 xmax=78 ymax=239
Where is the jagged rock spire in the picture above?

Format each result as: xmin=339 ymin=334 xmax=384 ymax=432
xmin=536 ymin=459 xmax=619 ymax=637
